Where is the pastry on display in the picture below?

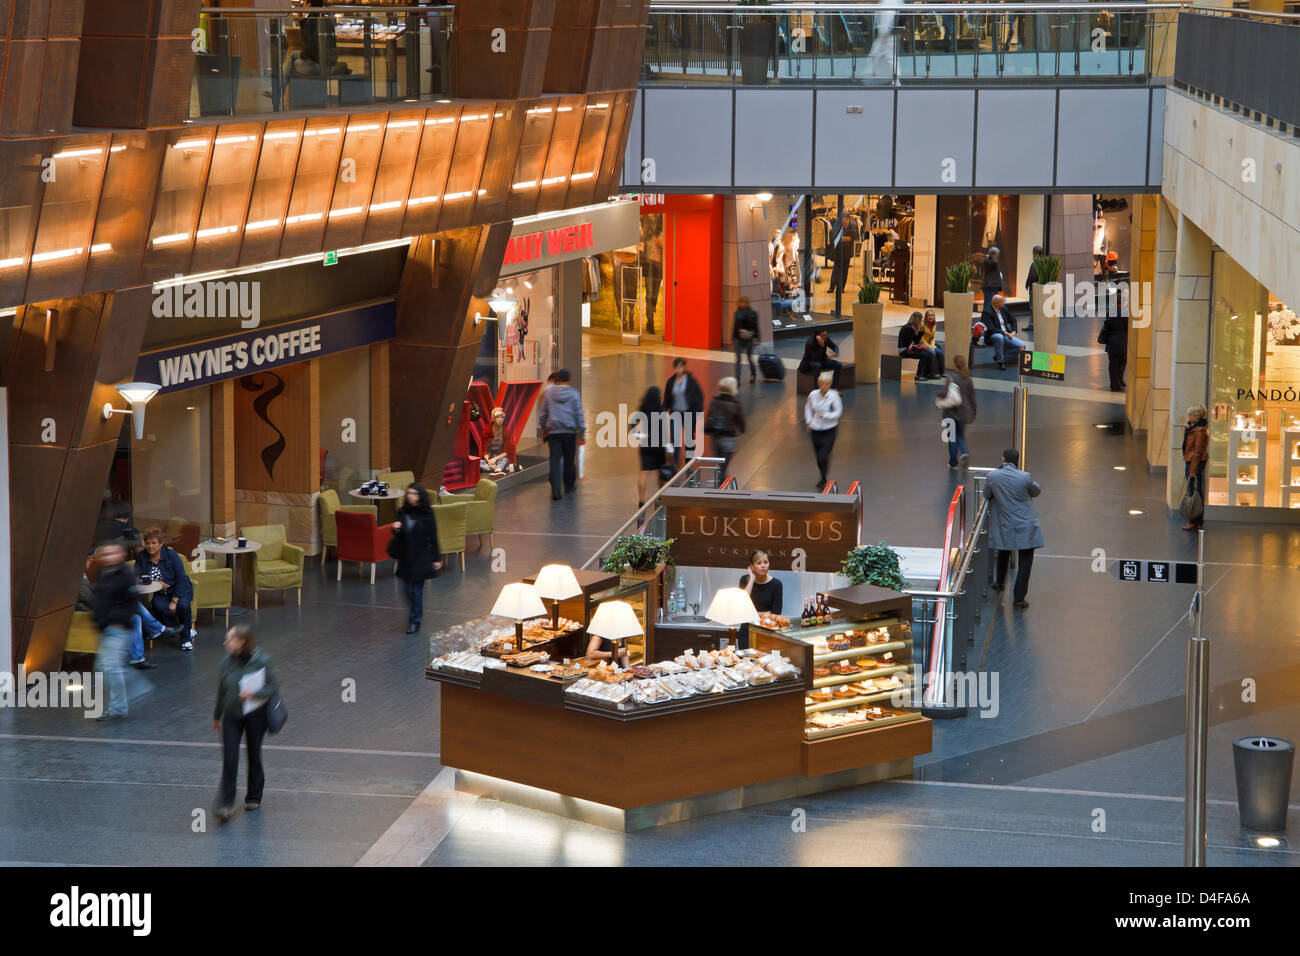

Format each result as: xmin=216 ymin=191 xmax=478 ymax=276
xmin=813 ymin=664 xmax=831 ymax=677
xmin=849 ymin=631 xmax=868 ymax=648
xmin=631 ymin=664 xmax=663 ymax=678
xmin=827 ymin=637 xmax=852 ymax=652
xmin=830 ymin=660 xmax=860 ymax=675
xmin=832 ymin=686 xmax=859 ymax=700
xmin=758 ymin=612 xmax=791 ymax=629
xmin=809 ymin=690 xmax=834 ymax=703
xmin=546 ymin=664 xmax=585 ymax=680
xmin=866 ymin=629 xmax=891 ymax=645
xmin=502 ymin=650 xmax=547 ymax=667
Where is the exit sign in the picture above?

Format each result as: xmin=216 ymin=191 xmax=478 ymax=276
xmin=323 ymin=250 xmax=339 ymax=266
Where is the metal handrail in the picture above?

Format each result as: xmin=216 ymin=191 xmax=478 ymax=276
xmin=580 ymin=456 xmax=725 ymax=571
xmin=650 ymin=3 xmax=1189 ymax=11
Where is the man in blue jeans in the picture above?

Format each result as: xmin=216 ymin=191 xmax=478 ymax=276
xmin=91 ymin=542 xmax=138 ymax=719
xmin=77 ymin=553 xmax=172 ymax=669
xmin=981 ymin=294 xmax=1028 ymax=370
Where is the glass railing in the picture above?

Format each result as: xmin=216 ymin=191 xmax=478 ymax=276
xmin=642 ymin=3 xmax=1183 ymax=86
xmin=192 ymin=6 xmax=452 ymax=118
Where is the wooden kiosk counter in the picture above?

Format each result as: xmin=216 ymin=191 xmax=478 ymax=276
xmin=427 ymin=580 xmax=931 ymax=830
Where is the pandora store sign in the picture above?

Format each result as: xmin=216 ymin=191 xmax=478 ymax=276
xmin=662 ymin=489 xmax=861 ymax=573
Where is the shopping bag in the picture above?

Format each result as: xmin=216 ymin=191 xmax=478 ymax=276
xmin=577 ymin=440 xmax=585 ymax=480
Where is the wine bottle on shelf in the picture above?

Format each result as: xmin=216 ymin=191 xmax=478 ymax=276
xmin=802 ymin=599 xmax=811 ymax=627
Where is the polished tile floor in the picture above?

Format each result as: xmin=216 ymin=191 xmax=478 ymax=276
xmin=3 ymin=317 xmax=1298 ymax=866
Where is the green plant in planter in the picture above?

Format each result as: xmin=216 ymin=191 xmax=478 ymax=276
xmin=1032 ymin=254 xmax=1061 ymax=285
xmin=601 ymin=534 xmax=674 ymax=573
xmin=841 ymin=541 xmax=909 ymax=591
xmin=857 ymin=277 xmax=882 ymax=305
xmin=945 ymin=261 xmax=976 ymax=294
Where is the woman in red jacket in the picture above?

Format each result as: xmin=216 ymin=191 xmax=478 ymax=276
xmin=1181 ymin=405 xmax=1209 ymax=531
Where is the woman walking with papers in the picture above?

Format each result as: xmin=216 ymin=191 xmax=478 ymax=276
xmin=213 ymin=623 xmax=280 ymax=822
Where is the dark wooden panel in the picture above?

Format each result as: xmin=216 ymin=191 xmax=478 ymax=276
xmin=456 ymin=0 xmax=557 ymax=29
xmin=8 ymin=0 xmax=52 ymax=36
xmin=36 ymin=38 xmax=81 ymax=135
xmin=1 ymin=40 xmax=47 ymax=136
xmin=72 ymin=36 xmax=150 ymax=128
xmin=143 ymin=35 xmax=200 ymax=129
xmin=48 ymin=0 xmax=87 ymax=37
xmin=441 ymin=682 xmax=803 ymax=808
xmin=801 ymin=717 xmax=931 ymax=777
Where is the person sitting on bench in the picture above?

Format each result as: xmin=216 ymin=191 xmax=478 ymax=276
xmin=799 ymin=329 xmax=843 ymax=389
xmin=981 ymin=293 xmax=1027 ymax=370
xmin=898 ymin=311 xmax=943 ymax=381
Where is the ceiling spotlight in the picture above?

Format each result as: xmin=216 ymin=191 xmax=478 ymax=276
xmin=1256 ymin=836 xmax=1282 ymax=848
xmin=755 ymin=192 xmax=773 ymax=203
xmin=1113 ymin=466 xmax=1127 ymax=471
xmin=1128 ymin=509 xmax=1145 ymax=516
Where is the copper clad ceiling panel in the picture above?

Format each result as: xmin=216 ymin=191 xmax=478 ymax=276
xmin=189 ymin=123 xmax=264 ymax=275
xmin=361 ymin=109 xmax=425 ymax=245
xmin=401 ymin=105 xmax=461 ymax=238
xmin=322 ymin=114 xmax=388 ymax=252
xmin=142 ymin=128 xmax=215 ymax=279
xmin=23 ymin=135 xmax=110 ymax=304
xmin=437 ymin=108 xmax=494 ymax=232
xmin=238 ymin=119 xmax=306 ymax=268
xmin=475 ymin=102 xmax=527 ymax=225
xmin=0 ymin=139 xmax=51 ymax=307
xmin=278 ymin=117 xmax=347 ymax=260
xmin=504 ymin=106 xmax=558 ymax=220
xmin=84 ymin=134 xmax=166 ymax=293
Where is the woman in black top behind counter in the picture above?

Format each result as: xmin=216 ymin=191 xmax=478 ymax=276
xmin=739 ymin=549 xmax=783 ymax=614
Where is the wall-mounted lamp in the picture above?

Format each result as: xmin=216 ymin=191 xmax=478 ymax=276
xmin=755 ymin=193 xmax=773 ymax=203
xmin=101 ymin=382 xmax=161 ymax=440
xmin=487 ymin=293 xmax=517 ymax=314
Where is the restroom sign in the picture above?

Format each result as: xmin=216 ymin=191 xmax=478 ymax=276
xmin=1115 ymin=559 xmax=1197 ymax=583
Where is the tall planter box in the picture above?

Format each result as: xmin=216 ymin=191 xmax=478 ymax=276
xmin=942 ymin=291 xmax=975 ymax=360
xmin=852 ymin=302 xmax=884 ymax=383
xmin=737 ymin=17 xmax=775 ymax=85
xmin=1032 ymin=282 xmax=1061 ymax=356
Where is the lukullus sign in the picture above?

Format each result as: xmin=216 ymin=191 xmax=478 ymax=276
xmin=136 ymin=302 xmax=396 ymax=394
xmin=661 ymin=488 xmax=862 ymax=572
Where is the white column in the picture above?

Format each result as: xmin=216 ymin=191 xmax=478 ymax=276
xmin=1167 ymin=213 xmax=1212 ymax=507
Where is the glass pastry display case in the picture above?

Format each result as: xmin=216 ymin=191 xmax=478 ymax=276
xmin=751 ymin=584 xmax=920 ymax=743
xmin=1283 ymin=418 xmax=1300 ymax=508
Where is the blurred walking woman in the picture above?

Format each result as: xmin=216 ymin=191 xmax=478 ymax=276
xmin=213 ymin=623 xmax=279 ymax=821
xmin=803 ymin=370 xmax=843 ymax=488
xmin=391 ymin=482 xmax=442 ymax=633
xmin=634 ymin=386 xmax=666 ymax=508
xmin=1182 ymin=405 xmax=1209 ymax=531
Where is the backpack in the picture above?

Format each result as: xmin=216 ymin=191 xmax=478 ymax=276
xmin=704 ymin=400 xmax=731 ymax=436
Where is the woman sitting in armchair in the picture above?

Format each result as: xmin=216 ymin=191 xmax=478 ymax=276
xmin=135 ymin=528 xmax=195 ymax=650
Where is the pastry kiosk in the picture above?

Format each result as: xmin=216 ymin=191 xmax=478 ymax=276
xmin=426 ymin=487 xmax=932 ymax=829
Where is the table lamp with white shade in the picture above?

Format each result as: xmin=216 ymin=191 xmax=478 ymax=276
xmin=490 ymin=582 xmax=546 ymax=650
xmin=586 ymin=599 xmax=644 ymax=667
xmin=706 ymin=586 xmax=760 ymax=648
xmin=533 ymin=563 xmax=582 ymax=631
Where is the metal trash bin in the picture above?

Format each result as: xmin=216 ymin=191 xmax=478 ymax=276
xmin=1232 ymin=736 xmax=1294 ymax=832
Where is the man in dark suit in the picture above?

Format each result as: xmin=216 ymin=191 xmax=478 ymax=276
xmin=799 ymin=329 xmax=843 ymax=388
xmin=982 ymin=293 xmax=1027 ymax=370
xmin=826 ymin=216 xmax=855 ymax=296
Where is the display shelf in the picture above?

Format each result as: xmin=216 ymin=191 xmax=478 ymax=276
xmin=805 ymin=683 xmax=910 ymax=712
xmin=811 ymin=640 xmax=907 ymax=664
xmin=775 ymin=616 xmax=905 ymax=641
xmin=1228 ymin=415 xmax=1269 ymax=506
xmin=805 ymin=710 xmax=922 ymax=740
xmin=812 ymin=663 xmax=907 ymax=689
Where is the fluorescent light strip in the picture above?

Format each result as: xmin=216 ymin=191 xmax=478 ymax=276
xmin=303 ymin=128 xmax=341 ymax=137
xmin=196 ymin=225 xmax=239 ymax=239
xmin=91 ymin=243 xmax=112 ymax=253
xmin=526 ymin=108 xmax=553 ymax=115
xmin=556 ymin=106 xmax=574 ymax=113
xmin=587 ymin=103 xmax=610 ymax=109
xmin=387 ymin=120 xmax=420 ymax=129
xmin=512 ymin=181 xmax=538 ymax=190
xmin=512 ymin=197 xmax=634 ymax=227
xmin=52 ymin=147 xmax=105 ymax=159
xmin=245 ymin=219 xmax=280 ymax=231
xmin=213 ymin=135 xmax=255 ymax=146
xmin=285 ymin=213 xmax=323 ymax=225
xmin=346 ymin=123 xmax=381 ymax=133
xmin=0 ymin=257 xmax=23 ymax=269
xmin=31 ymin=247 xmax=83 ymax=263
xmin=540 ymin=176 xmax=566 ymax=186
xmin=368 ymin=200 xmax=404 ymax=212
xmin=151 ymin=233 xmax=190 ymax=247
xmin=328 ymin=206 xmax=364 ymax=218
xmin=569 ymin=172 xmax=595 ymax=181
xmin=150 ymin=235 xmax=423 ymax=290
xmin=264 ymin=130 xmax=300 ymax=141
xmin=407 ymin=195 xmax=439 ymax=206
xmin=443 ymin=191 xmax=472 ymax=201
xmin=171 ymin=139 xmax=210 ymax=150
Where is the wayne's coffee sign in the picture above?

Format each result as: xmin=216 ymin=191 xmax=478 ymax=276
xmin=662 ymin=489 xmax=860 ymax=572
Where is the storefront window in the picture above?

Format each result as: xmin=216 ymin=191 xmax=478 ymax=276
xmin=129 ymin=389 xmax=213 ymax=557
xmin=587 ymin=212 xmax=665 ymax=338
xmin=319 ymin=348 xmax=372 ymax=494
xmin=1207 ymin=247 xmax=1292 ymax=509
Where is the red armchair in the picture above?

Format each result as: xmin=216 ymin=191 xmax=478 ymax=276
xmin=336 ymin=510 xmax=395 ymax=584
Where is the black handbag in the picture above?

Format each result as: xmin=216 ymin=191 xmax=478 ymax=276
xmin=266 ymin=692 xmax=287 ymax=733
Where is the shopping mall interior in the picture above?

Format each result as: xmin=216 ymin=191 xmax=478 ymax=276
xmin=1 ymin=1 xmax=1299 ymax=872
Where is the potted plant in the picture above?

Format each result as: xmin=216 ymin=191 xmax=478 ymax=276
xmin=942 ymin=261 xmax=977 ymax=362
xmin=1030 ymin=253 xmax=1062 ymax=356
xmin=736 ymin=0 xmax=776 ymax=86
xmin=840 ymin=541 xmax=909 ymax=592
xmin=601 ymin=534 xmax=674 ymax=574
xmin=853 ymin=278 xmax=885 ymax=384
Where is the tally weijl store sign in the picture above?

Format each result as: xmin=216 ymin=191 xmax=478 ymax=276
xmin=136 ymin=302 xmax=396 ymax=394
xmin=499 ymin=200 xmax=639 ymax=276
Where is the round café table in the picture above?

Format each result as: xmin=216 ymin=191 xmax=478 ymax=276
xmin=349 ymin=487 xmax=405 ymax=524
xmin=131 ymin=580 xmax=165 ymax=596
xmin=198 ymin=538 xmax=264 ymax=611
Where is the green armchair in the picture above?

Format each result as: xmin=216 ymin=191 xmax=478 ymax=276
xmin=318 ymin=489 xmax=377 ymax=563
xmin=438 ymin=478 xmax=497 ymax=550
xmin=242 ymin=524 xmax=305 ymax=609
xmin=378 ymin=470 xmax=414 ymax=491
xmin=432 ymin=501 xmax=468 ymax=572
xmin=189 ymin=565 xmax=234 ymax=631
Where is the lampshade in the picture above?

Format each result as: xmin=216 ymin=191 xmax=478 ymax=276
xmin=490 ymin=582 xmax=546 ymax=621
xmin=487 ymin=294 xmax=517 ymax=314
xmin=115 ymin=382 xmax=161 ymax=407
xmin=533 ymin=563 xmax=582 ymax=601
xmin=705 ymin=587 xmax=760 ymax=627
xmin=586 ymin=600 xmax=644 ymax=641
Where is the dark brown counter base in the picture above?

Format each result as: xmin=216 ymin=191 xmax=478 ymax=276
xmin=440 ymin=683 xmax=931 ymax=829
